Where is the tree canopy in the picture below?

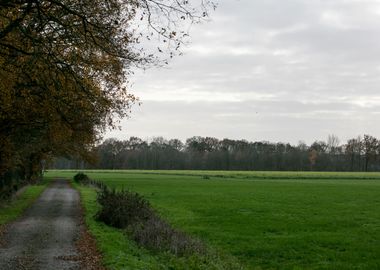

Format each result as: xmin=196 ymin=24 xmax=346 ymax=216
xmin=0 ymin=0 xmax=214 ymax=196
xmin=53 ymin=134 xmax=380 ymax=172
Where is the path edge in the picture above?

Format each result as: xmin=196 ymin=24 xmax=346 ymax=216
xmin=70 ymin=179 xmax=106 ymax=270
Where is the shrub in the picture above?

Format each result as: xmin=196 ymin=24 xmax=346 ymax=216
xmin=0 ymin=169 xmax=24 ymax=201
xmin=130 ymin=216 xmax=204 ymax=256
xmin=95 ymin=186 xmax=204 ymax=256
xmin=73 ymin=172 xmax=90 ymax=184
xmin=95 ymin=187 xmax=153 ymax=228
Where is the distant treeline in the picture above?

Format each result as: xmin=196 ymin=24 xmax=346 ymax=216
xmin=51 ymin=134 xmax=380 ymax=172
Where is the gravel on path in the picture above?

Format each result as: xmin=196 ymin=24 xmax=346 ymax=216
xmin=0 ymin=179 xmax=101 ymax=270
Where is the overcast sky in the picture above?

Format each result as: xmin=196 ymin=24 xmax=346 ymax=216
xmin=106 ymin=0 xmax=380 ymax=144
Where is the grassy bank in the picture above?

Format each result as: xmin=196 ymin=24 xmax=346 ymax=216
xmin=76 ymin=184 xmax=241 ymax=269
xmin=49 ymin=170 xmax=380 ymax=269
xmin=0 ymin=180 xmax=48 ymax=226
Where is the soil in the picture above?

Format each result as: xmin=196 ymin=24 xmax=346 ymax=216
xmin=0 ymin=179 xmax=104 ymax=270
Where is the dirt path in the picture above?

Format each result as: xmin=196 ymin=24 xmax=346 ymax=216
xmin=0 ymin=179 xmax=83 ymax=269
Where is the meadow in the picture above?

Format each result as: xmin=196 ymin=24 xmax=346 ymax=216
xmin=46 ymin=170 xmax=380 ymax=269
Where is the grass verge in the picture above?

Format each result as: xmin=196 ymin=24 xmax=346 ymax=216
xmin=0 ymin=180 xmax=48 ymax=227
xmin=75 ymin=183 xmax=242 ymax=270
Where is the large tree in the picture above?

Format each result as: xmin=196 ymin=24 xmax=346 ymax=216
xmin=0 ymin=0 xmax=214 ymax=192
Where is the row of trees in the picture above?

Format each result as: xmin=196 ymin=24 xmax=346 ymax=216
xmin=0 ymin=1 xmax=212 ymax=198
xmin=52 ymin=134 xmax=380 ymax=172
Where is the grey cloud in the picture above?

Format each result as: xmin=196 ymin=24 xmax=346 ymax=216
xmin=108 ymin=99 xmax=380 ymax=144
xmin=108 ymin=0 xmax=380 ymax=143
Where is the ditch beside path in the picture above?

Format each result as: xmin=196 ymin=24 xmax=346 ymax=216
xmin=0 ymin=179 xmax=88 ymax=269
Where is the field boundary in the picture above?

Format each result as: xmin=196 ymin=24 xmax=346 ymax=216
xmin=48 ymin=169 xmax=380 ymax=180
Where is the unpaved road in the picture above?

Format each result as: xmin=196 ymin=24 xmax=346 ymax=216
xmin=0 ymin=179 xmax=82 ymax=269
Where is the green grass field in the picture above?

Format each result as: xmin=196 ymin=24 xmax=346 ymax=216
xmin=47 ymin=170 xmax=380 ymax=269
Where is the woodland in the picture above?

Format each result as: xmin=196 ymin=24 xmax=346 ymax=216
xmin=53 ymin=134 xmax=380 ymax=172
